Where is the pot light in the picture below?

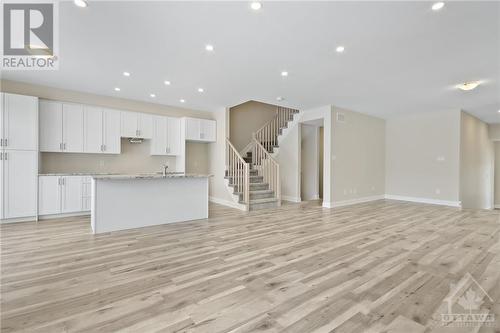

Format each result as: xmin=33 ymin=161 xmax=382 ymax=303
xmin=180 ymin=99 xmax=186 ymax=103
xmin=123 ymin=71 xmax=130 ymax=77
xmin=250 ymin=2 xmax=262 ymax=10
xmin=164 ymin=80 xmax=171 ymax=85
xmin=150 ymin=93 xmax=156 ymax=98
xmin=198 ymin=88 xmax=204 ymax=93
xmin=497 ymin=110 xmax=500 ymax=113
xmin=336 ymin=46 xmax=345 ymax=53
xmin=281 ymin=71 xmax=288 ymax=77
xmin=74 ymin=0 xmax=88 ymax=8
xmin=276 ymin=96 xmax=284 ymax=101
xmin=432 ymin=2 xmax=445 ymax=11
xmin=457 ymin=81 xmax=481 ymax=91
xmin=205 ymin=44 xmax=214 ymax=52
xmin=114 ymin=87 xmax=121 ymax=92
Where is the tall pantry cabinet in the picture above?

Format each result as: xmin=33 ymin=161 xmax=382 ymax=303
xmin=0 ymin=93 xmax=38 ymax=221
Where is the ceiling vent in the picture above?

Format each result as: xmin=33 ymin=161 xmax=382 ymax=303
xmin=336 ymin=112 xmax=346 ymax=123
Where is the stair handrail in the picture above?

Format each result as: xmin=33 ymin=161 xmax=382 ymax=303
xmin=254 ymin=106 xmax=299 ymax=152
xmin=251 ymin=137 xmax=281 ymax=206
xmin=225 ymin=138 xmax=250 ymax=209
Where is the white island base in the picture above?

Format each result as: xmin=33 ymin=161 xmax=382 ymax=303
xmin=91 ymin=174 xmax=210 ymax=234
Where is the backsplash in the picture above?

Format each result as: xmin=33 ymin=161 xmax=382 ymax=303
xmin=40 ymin=139 xmax=207 ymax=174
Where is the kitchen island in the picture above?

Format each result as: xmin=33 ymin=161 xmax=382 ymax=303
xmin=91 ymin=173 xmax=211 ymax=234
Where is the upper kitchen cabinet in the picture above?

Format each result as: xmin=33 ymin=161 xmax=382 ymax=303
xmin=39 ymin=100 xmax=84 ymax=153
xmin=121 ymin=111 xmax=152 ymax=139
xmin=0 ymin=93 xmax=38 ymax=151
xmin=151 ymin=116 xmax=181 ymax=156
xmin=184 ymin=118 xmax=216 ymax=142
xmin=84 ymin=107 xmax=120 ymax=154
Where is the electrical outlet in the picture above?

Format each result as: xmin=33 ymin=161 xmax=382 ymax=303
xmin=436 ymin=156 xmax=445 ymax=162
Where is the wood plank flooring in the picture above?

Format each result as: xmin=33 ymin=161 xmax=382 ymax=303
xmin=1 ymin=200 xmax=499 ymax=333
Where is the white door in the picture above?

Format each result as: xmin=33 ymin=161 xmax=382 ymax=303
xmin=39 ymin=100 xmax=63 ymax=152
xmin=38 ymin=176 xmax=61 ymax=215
xmin=151 ymin=116 xmax=167 ymax=155
xmin=62 ymin=104 xmax=84 ymax=152
xmin=84 ymin=106 xmax=103 ymax=153
xmin=0 ymin=151 xmax=3 ymax=219
xmin=0 ymin=93 xmax=4 ymax=149
xmin=167 ymin=117 xmax=181 ymax=155
xmin=3 ymin=93 xmax=38 ymax=151
xmin=121 ymin=111 xmax=138 ymax=138
xmin=200 ymin=119 xmax=216 ymax=142
xmin=102 ymin=109 xmax=121 ymax=154
xmin=138 ymin=113 xmax=153 ymax=139
xmin=3 ymin=150 xmax=37 ymax=218
xmin=61 ymin=176 xmax=83 ymax=213
xmin=185 ymin=118 xmax=200 ymax=141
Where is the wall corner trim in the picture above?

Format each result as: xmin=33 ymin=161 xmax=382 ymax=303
xmin=384 ymin=194 xmax=462 ymax=208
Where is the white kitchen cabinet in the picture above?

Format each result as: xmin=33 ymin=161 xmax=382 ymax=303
xmin=184 ymin=118 xmax=216 ymax=142
xmin=1 ymin=150 xmax=37 ymax=219
xmin=83 ymin=106 xmax=103 ymax=153
xmin=38 ymin=176 xmax=61 ymax=215
xmin=151 ymin=116 xmax=181 ymax=156
xmin=38 ymin=175 xmax=90 ymax=216
xmin=61 ymin=176 xmax=83 ymax=213
xmin=1 ymin=93 xmax=38 ymax=151
xmin=102 ymin=109 xmax=121 ymax=154
xmin=84 ymin=107 xmax=120 ymax=154
xmin=39 ymin=100 xmax=63 ymax=152
xmin=121 ymin=111 xmax=152 ymax=139
xmin=40 ymin=101 xmax=84 ymax=153
xmin=62 ymin=104 xmax=84 ymax=153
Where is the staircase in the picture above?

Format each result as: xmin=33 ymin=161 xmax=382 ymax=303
xmin=225 ymin=107 xmax=300 ymax=211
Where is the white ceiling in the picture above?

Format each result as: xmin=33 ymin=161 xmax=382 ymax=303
xmin=3 ymin=1 xmax=499 ymax=123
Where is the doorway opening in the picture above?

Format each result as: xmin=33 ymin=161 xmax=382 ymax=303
xmin=300 ymin=121 xmax=324 ymax=202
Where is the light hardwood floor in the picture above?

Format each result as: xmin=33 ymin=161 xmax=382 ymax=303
xmin=1 ymin=200 xmax=499 ymax=333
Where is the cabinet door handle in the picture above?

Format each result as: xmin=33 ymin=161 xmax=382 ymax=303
xmin=0 ymin=138 xmax=3 ymax=146
xmin=4 ymin=138 xmax=7 ymax=147
xmin=0 ymin=152 xmax=3 ymax=160
xmin=4 ymin=152 xmax=7 ymax=160
xmin=59 ymin=142 xmax=63 ymax=150
xmin=103 ymin=144 xmax=106 ymax=151
xmin=100 ymin=144 xmax=103 ymax=152
xmin=63 ymin=143 xmax=66 ymax=150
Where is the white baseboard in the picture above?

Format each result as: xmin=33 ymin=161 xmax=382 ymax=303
xmin=282 ymin=195 xmax=301 ymax=203
xmin=209 ymin=196 xmax=247 ymax=211
xmin=38 ymin=211 xmax=90 ymax=220
xmin=385 ymin=194 xmax=461 ymax=208
xmin=0 ymin=216 xmax=37 ymax=224
xmin=326 ymin=195 xmax=385 ymax=208
xmin=494 ymin=205 xmax=500 ymax=209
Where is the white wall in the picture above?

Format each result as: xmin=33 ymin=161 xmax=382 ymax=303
xmin=385 ymin=110 xmax=461 ymax=206
xmin=330 ymin=107 xmax=385 ymax=206
xmin=495 ymin=142 xmax=500 ymax=208
xmin=301 ymin=124 xmax=320 ymax=201
xmin=276 ymin=122 xmax=301 ymax=202
xmin=460 ymin=112 xmax=494 ymax=209
xmin=488 ymin=124 xmax=500 ymax=141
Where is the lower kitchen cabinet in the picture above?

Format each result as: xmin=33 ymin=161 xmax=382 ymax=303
xmin=38 ymin=175 xmax=91 ymax=216
xmin=1 ymin=150 xmax=37 ymax=219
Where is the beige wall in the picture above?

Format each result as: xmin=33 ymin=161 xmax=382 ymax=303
xmin=385 ymin=110 xmax=461 ymax=204
xmin=331 ymin=107 xmax=386 ymax=204
xmin=489 ymin=124 xmax=500 ymax=141
xmin=229 ymin=100 xmax=277 ymax=151
xmin=460 ymin=112 xmax=494 ymax=209
xmin=495 ymin=142 xmax=500 ymax=207
xmin=1 ymin=80 xmax=211 ymax=175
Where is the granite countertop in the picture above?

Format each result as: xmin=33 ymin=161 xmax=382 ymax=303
xmin=91 ymin=173 xmax=212 ymax=180
xmin=39 ymin=172 xmax=118 ymax=176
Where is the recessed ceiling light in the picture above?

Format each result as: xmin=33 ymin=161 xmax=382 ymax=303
xmin=205 ymin=44 xmax=214 ymax=52
xmin=198 ymin=88 xmax=204 ymax=93
xmin=281 ymin=71 xmax=288 ymax=77
xmin=180 ymin=99 xmax=186 ymax=103
xmin=432 ymin=2 xmax=445 ymax=11
xmin=74 ymin=0 xmax=88 ymax=8
xmin=336 ymin=46 xmax=345 ymax=53
xmin=457 ymin=81 xmax=481 ymax=91
xmin=497 ymin=110 xmax=500 ymax=113
xmin=250 ymin=2 xmax=262 ymax=10
xmin=114 ymin=87 xmax=120 ymax=92
xmin=164 ymin=80 xmax=171 ymax=85
xmin=150 ymin=93 xmax=156 ymax=98
xmin=276 ymin=96 xmax=284 ymax=101
xmin=123 ymin=71 xmax=130 ymax=77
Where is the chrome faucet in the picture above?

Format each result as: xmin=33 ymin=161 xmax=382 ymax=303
xmin=162 ymin=164 xmax=169 ymax=176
